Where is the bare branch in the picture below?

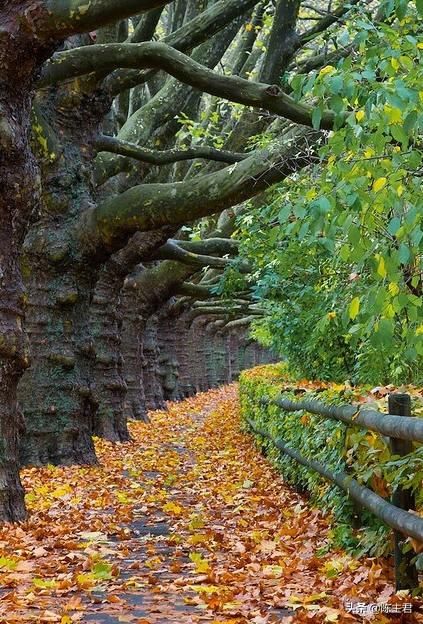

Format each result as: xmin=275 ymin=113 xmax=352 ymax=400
xmin=94 ymin=135 xmax=248 ymax=165
xmin=298 ymin=0 xmax=361 ymax=46
xmin=174 ymin=238 xmax=240 ymax=256
xmin=175 ymin=283 xmax=215 ymax=299
xmin=42 ymin=0 xmax=172 ymax=38
xmin=38 ymin=42 xmax=337 ymax=129
xmin=103 ymin=0 xmax=260 ymax=93
xmin=153 ymin=241 xmax=232 ymax=269
xmin=80 ymin=131 xmax=321 ymax=255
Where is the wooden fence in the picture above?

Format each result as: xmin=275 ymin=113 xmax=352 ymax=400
xmin=246 ymin=392 xmax=422 ymax=590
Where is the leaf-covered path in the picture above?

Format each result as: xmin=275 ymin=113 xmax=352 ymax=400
xmin=1 ymin=387 xmax=410 ymax=623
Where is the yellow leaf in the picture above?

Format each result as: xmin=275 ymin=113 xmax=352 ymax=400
xmin=355 ymin=110 xmax=365 ymax=122
xmin=372 ymin=177 xmax=387 ymax=192
xmin=319 ymin=65 xmax=335 ymax=76
xmin=189 ymin=584 xmax=219 ymax=594
xmin=388 ymin=282 xmax=399 ymax=296
xmin=383 ymin=105 xmax=402 ymax=124
xmin=189 ymin=552 xmax=210 ymax=574
xmin=61 ymin=617 xmax=72 ymax=624
xmin=416 ymin=325 xmax=423 ymax=336
xmin=391 ymin=57 xmax=400 ymax=71
xmin=349 ymin=297 xmax=360 ymax=320
xmin=189 ymin=533 xmax=209 ymax=545
xmin=417 ymin=42 xmax=423 ymax=49
xmin=189 ymin=514 xmax=205 ymax=530
xmin=376 ymin=255 xmax=387 ymax=279
xmin=163 ymin=501 xmax=184 ymax=515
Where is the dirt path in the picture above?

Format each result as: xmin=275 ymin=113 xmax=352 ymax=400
xmin=1 ymin=386 xmax=414 ymax=624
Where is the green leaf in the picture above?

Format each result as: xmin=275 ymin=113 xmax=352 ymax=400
xmin=387 ymin=217 xmax=401 ymax=236
xmin=312 ymin=107 xmax=322 ymax=130
xmin=398 ymin=243 xmax=410 ymax=264
xmin=91 ymin=561 xmax=113 ymax=580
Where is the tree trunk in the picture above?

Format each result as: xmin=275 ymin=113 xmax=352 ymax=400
xmin=142 ymin=314 xmax=166 ymax=411
xmin=173 ymin=311 xmax=196 ymax=398
xmin=18 ymin=88 xmax=105 ymax=467
xmin=121 ymin=287 xmax=149 ymax=422
xmin=18 ymin=258 xmax=98 ymax=466
xmin=0 ymin=8 xmax=53 ymax=519
xmin=91 ymin=230 xmax=171 ymax=440
xmin=157 ymin=307 xmax=180 ymax=402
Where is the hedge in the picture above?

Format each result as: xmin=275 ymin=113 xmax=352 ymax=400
xmin=239 ymin=363 xmax=423 ymax=558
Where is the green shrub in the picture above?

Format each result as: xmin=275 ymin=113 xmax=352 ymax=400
xmin=240 ymin=364 xmax=423 ymax=558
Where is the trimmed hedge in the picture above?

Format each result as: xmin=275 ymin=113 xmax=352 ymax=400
xmin=240 ymin=364 xmax=423 ymax=558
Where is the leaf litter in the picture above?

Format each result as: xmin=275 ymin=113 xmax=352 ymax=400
xmin=0 ymin=386 xmax=420 ymax=623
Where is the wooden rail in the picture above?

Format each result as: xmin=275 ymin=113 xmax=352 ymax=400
xmin=248 ymin=392 xmax=422 ymax=590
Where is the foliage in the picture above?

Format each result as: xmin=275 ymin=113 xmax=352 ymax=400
xmin=239 ymin=364 xmax=423 ymax=558
xmin=232 ymin=0 xmax=423 ymax=385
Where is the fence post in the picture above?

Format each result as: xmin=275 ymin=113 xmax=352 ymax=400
xmin=388 ymin=393 xmax=419 ymax=591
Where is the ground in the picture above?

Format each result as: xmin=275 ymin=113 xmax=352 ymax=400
xmin=0 ymin=386 xmax=419 ymax=623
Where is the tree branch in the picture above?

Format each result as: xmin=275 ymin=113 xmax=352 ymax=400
xmin=38 ymin=42 xmax=337 ymax=129
xmin=94 ymin=135 xmax=248 ymax=165
xmin=153 ymin=241 xmax=232 ymax=269
xmin=80 ymin=131 xmax=321 ymax=255
xmin=174 ymin=238 xmax=240 ymax=256
xmin=175 ymin=283 xmax=215 ymax=299
xmin=260 ymin=0 xmax=301 ymax=83
xmin=130 ymin=6 xmax=165 ymax=43
xmin=42 ymin=0 xmax=172 ymax=38
xmin=106 ymin=0 xmax=259 ymax=94
xmin=221 ymin=316 xmax=257 ymax=330
xmin=187 ymin=306 xmax=263 ymax=320
xmin=298 ymin=0 xmax=361 ymax=46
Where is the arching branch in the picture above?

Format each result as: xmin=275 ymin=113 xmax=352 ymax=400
xmin=80 ymin=130 xmax=321 ymax=255
xmin=42 ymin=0 xmax=172 ymax=38
xmin=153 ymin=241 xmax=232 ymax=269
xmin=173 ymin=238 xmax=240 ymax=256
xmin=107 ymin=0 xmax=259 ymax=93
xmin=175 ymin=283 xmax=215 ymax=300
xmin=299 ymin=0 xmax=362 ymax=46
xmin=221 ymin=316 xmax=257 ymax=330
xmin=38 ymin=42 xmax=337 ymax=130
xmin=94 ymin=135 xmax=248 ymax=165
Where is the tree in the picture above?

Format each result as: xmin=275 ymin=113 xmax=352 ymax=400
xmin=0 ymin=0 xmax=382 ymax=521
xmin=0 ymin=0 xmax=179 ymax=522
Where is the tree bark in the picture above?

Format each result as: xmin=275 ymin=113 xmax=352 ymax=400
xmin=18 ymin=89 xmax=106 ymax=466
xmin=0 ymin=5 xmax=55 ymax=519
xmin=142 ymin=314 xmax=166 ymax=411
xmin=90 ymin=229 xmax=172 ymax=441
xmin=121 ymin=286 xmax=149 ymax=422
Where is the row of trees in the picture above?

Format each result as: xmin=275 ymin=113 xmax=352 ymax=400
xmin=1 ymin=0 xmax=419 ymax=522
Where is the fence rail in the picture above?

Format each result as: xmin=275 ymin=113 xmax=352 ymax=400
xmin=248 ymin=392 xmax=422 ymax=590
xmin=260 ymin=395 xmax=423 ymax=443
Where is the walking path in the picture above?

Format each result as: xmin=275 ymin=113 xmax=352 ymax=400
xmin=1 ymin=387 xmax=412 ymax=623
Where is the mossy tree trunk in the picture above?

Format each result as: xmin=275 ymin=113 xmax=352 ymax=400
xmin=18 ymin=86 xmax=106 ymax=466
xmin=0 ymin=5 xmax=55 ymax=519
xmin=90 ymin=229 xmax=172 ymax=441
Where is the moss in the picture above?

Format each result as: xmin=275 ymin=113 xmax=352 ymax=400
xmin=47 ymin=353 xmax=76 ymax=369
xmin=56 ymin=289 xmax=79 ymax=305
